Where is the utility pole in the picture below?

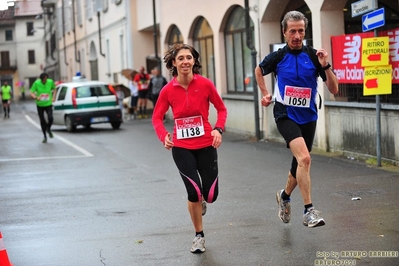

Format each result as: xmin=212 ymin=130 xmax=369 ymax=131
xmin=244 ymin=0 xmax=261 ymax=140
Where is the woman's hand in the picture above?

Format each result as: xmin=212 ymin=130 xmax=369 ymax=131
xmin=164 ymin=133 xmax=174 ymax=150
xmin=211 ymin=129 xmax=222 ymax=148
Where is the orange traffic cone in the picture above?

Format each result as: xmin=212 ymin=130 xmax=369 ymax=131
xmin=0 ymin=232 xmax=12 ymax=266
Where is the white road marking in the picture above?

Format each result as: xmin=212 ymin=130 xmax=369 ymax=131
xmin=51 ymin=133 xmax=93 ymax=157
xmin=4 ymin=114 xmax=95 ymax=161
xmin=0 ymin=155 xmax=89 ymax=162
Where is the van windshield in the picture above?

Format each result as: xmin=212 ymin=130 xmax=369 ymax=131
xmin=76 ymin=85 xmax=113 ymax=98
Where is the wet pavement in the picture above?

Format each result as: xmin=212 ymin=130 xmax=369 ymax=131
xmin=0 ymin=101 xmax=398 ymax=266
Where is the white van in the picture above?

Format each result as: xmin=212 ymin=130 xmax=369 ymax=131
xmin=53 ymin=80 xmax=122 ymax=132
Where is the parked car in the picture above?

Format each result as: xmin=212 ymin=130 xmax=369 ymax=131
xmin=52 ymin=80 xmax=122 ymax=132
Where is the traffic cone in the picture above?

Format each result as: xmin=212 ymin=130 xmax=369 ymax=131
xmin=0 ymin=232 xmax=12 ymax=266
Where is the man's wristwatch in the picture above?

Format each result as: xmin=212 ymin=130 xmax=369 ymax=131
xmin=322 ymin=62 xmax=331 ymax=71
xmin=214 ymin=127 xmax=223 ymax=135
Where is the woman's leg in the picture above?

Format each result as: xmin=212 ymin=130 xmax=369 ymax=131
xmin=172 ymin=147 xmax=203 ymax=233
xmin=197 ymin=147 xmax=219 ymax=203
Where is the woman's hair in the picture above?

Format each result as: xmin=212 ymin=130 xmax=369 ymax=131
xmin=163 ymin=43 xmax=202 ymax=76
xmin=281 ymin=11 xmax=308 ymax=32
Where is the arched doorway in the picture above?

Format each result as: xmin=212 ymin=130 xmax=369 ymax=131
xmin=191 ymin=16 xmax=215 ymax=84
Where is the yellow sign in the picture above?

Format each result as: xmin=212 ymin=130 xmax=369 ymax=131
xmin=363 ymin=65 xmax=392 ymax=96
xmin=361 ymin=36 xmax=389 ymax=67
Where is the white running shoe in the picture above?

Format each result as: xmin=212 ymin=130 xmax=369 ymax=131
xmin=303 ymin=208 xmax=325 ymax=228
xmin=190 ymin=235 xmax=205 ymax=253
xmin=202 ymin=200 xmax=207 ymax=216
xmin=276 ymin=189 xmax=291 ymax=223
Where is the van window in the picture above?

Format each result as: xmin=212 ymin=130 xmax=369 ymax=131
xmin=75 ymin=84 xmax=112 ymax=98
xmin=57 ymin=87 xmax=68 ymax=100
xmin=76 ymin=86 xmax=95 ymax=98
xmin=97 ymin=85 xmax=113 ymax=96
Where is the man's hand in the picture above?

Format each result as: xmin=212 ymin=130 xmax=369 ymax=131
xmin=317 ymin=48 xmax=339 ymax=94
xmin=261 ymin=94 xmax=273 ymax=107
xmin=316 ymin=49 xmax=329 ymax=67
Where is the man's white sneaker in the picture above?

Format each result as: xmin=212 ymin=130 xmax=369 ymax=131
xmin=303 ymin=208 xmax=325 ymax=228
xmin=276 ymin=189 xmax=291 ymax=223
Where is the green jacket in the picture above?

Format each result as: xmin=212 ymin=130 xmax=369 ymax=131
xmin=1 ymin=85 xmax=12 ymax=100
xmin=30 ymin=79 xmax=56 ymax=107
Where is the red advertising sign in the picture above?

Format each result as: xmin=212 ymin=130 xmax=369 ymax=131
xmin=381 ymin=28 xmax=399 ymax=84
xmin=331 ymin=28 xmax=399 ymax=84
xmin=331 ymin=32 xmax=373 ymax=84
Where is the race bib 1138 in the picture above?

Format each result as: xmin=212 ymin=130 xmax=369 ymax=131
xmin=175 ymin=116 xmax=205 ymax=139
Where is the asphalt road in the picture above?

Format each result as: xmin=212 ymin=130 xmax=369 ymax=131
xmin=0 ymin=101 xmax=398 ymax=266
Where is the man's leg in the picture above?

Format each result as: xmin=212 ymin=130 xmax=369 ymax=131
xmin=137 ymin=98 xmax=143 ymax=118
xmin=143 ymin=98 xmax=148 ymax=118
xmin=284 ymin=171 xmax=297 ymax=196
xmin=45 ymin=106 xmax=54 ymax=138
xmin=288 ymin=137 xmax=312 ymax=205
xmin=37 ymin=106 xmax=48 ymax=142
xmin=289 ymin=134 xmax=325 ymax=227
xmin=131 ymin=96 xmax=138 ymax=119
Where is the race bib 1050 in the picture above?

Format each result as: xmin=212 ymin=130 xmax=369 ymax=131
xmin=283 ymin=86 xmax=311 ymax=108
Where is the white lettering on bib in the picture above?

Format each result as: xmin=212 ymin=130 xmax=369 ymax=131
xmin=175 ymin=115 xmax=205 ymax=139
xmin=283 ymin=86 xmax=311 ymax=108
xmin=39 ymin=93 xmax=49 ymax=101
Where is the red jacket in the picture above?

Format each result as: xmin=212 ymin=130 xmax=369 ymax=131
xmin=152 ymin=74 xmax=227 ymax=149
xmin=133 ymin=73 xmax=150 ymax=91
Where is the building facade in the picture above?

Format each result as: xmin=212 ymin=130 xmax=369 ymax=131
xmin=0 ymin=0 xmax=47 ymax=99
xmin=54 ymin=0 xmax=399 ymax=163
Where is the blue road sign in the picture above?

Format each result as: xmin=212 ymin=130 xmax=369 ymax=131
xmin=362 ymin=8 xmax=385 ymax=32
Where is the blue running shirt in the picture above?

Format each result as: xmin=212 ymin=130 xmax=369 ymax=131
xmin=259 ymin=45 xmax=325 ymax=124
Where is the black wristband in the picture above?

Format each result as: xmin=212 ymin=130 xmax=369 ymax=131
xmin=214 ymin=127 xmax=223 ymax=135
xmin=322 ymin=62 xmax=331 ymax=71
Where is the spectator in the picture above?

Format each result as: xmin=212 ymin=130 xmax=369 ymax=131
xmin=133 ymin=66 xmax=150 ymax=119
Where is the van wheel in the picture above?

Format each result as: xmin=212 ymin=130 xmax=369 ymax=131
xmin=111 ymin=122 xmax=121 ymax=129
xmin=65 ymin=116 xmax=76 ymax=132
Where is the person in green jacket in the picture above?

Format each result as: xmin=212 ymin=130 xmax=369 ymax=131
xmin=30 ymin=73 xmax=57 ymax=143
xmin=0 ymin=81 xmax=12 ymax=118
